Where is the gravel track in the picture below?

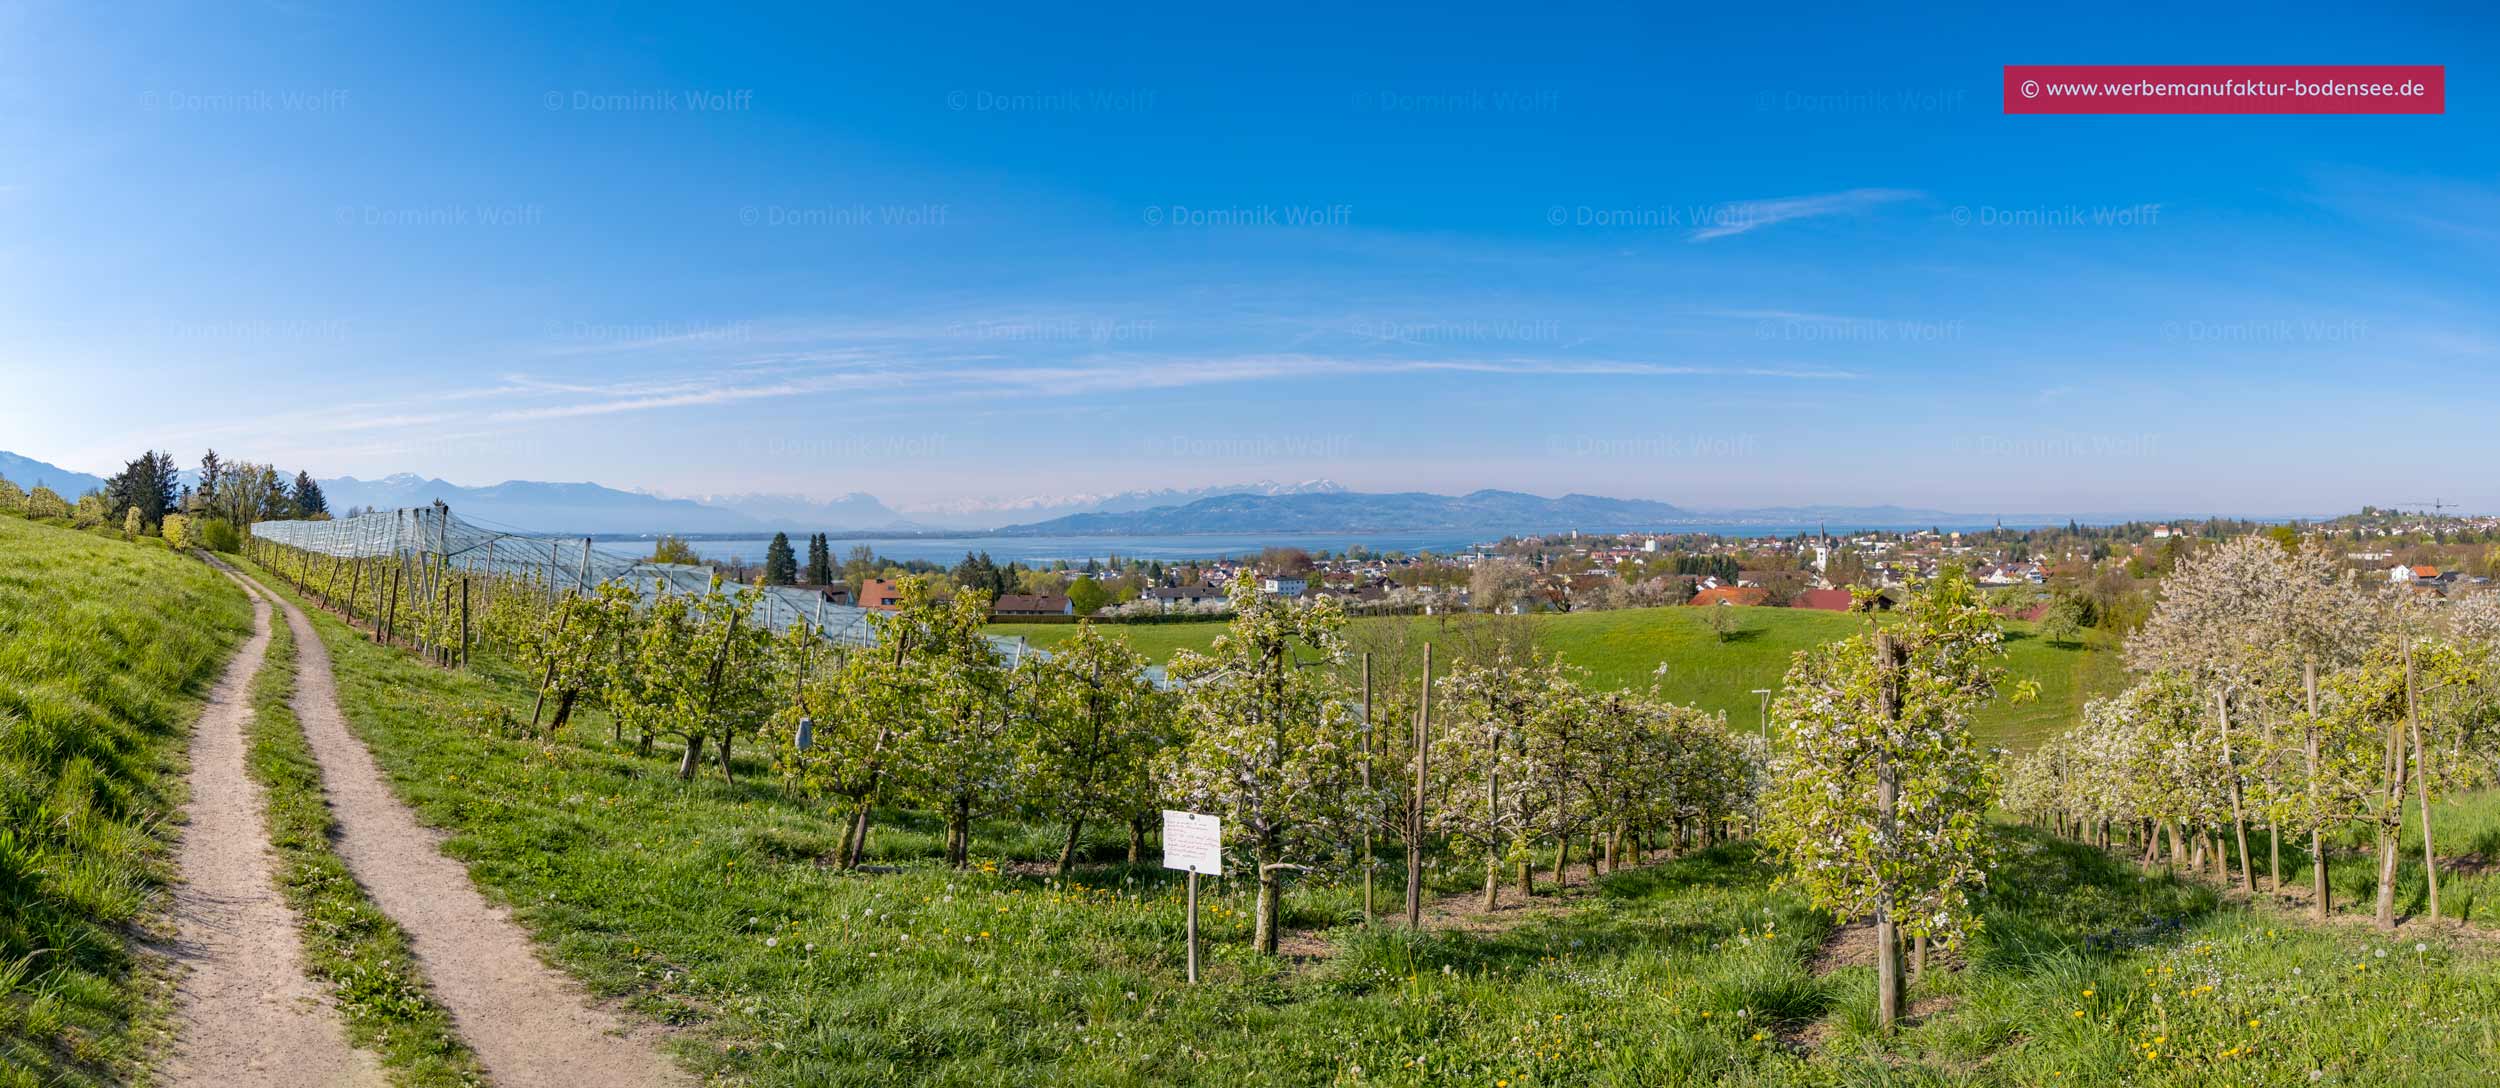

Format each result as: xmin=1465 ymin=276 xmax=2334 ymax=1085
xmin=164 ymin=573 xmax=383 ymax=1088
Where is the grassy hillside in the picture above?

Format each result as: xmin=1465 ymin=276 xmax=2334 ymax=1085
xmin=0 ymin=517 xmax=251 ymax=1086
xmin=991 ymin=606 xmax=2125 ymax=749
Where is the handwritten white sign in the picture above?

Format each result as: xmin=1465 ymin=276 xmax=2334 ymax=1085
xmin=1161 ymin=810 xmax=1222 ymax=875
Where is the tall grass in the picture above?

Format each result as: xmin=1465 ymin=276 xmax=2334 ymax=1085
xmin=0 ymin=517 xmax=250 ymax=1086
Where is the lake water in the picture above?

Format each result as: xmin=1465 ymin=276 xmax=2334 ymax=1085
xmin=602 ymin=532 xmax=1493 ymax=567
xmin=596 ymin=520 xmax=2031 ymax=567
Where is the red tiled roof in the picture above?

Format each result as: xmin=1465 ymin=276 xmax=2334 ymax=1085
xmin=1793 ymin=588 xmax=1854 ymax=611
xmin=992 ymin=594 xmax=1070 ymax=614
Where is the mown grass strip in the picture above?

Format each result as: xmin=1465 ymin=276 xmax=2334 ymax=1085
xmin=242 ymin=601 xmax=487 ymax=1087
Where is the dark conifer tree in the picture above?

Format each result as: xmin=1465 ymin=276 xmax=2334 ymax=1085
xmin=806 ymin=532 xmax=833 ymax=584
xmin=105 ymin=450 xmax=180 ymax=528
xmin=763 ymin=532 xmax=799 ymax=585
xmin=291 ymin=471 xmax=329 ymax=517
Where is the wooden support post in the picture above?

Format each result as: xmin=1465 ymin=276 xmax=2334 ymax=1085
xmin=1185 ymin=871 xmax=1200 ymax=984
xmin=382 ymin=566 xmax=399 ymax=648
xmin=2221 ymin=691 xmax=2253 ymax=892
xmin=1360 ymin=651 xmax=1374 ymax=926
xmin=1407 ymin=643 xmax=1432 ymax=930
xmin=1873 ymin=631 xmax=1906 ymax=1031
xmin=2406 ymin=638 xmax=2440 ymax=924
xmin=2305 ymin=663 xmax=2328 ymax=922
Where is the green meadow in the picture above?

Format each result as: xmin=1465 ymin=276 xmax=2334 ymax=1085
xmin=991 ymin=605 xmax=2124 ymax=749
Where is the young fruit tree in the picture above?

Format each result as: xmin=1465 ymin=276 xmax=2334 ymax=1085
xmin=1020 ymin=621 xmax=1168 ymax=878
xmin=1761 ymin=573 xmax=2027 ymax=1030
xmin=1428 ymin=649 xmax=1577 ymax=909
xmin=1156 ymin=577 xmax=1372 ymax=954
xmin=2125 ymin=536 xmax=2383 ymax=890
xmin=605 ymin=576 xmax=776 ymax=782
xmin=907 ymin=590 xmax=1025 ymax=868
xmin=771 ymin=580 xmax=958 ymax=869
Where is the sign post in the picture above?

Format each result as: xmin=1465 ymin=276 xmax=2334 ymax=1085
xmin=1162 ymin=810 xmax=1222 ymax=983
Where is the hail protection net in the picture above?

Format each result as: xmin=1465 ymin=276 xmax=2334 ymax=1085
xmin=250 ymin=506 xmax=1175 ymax=684
xmin=252 ymin=506 xmax=883 ymax=648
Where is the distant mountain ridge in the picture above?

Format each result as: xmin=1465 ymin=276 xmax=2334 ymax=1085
xmin=688 ymin=491 xmax=914 ymax=531
xmin=0 ymin=451 xmax=108 ymax=496
xmin=998 ymin=489 xmax=1697 ymax=535
xmin=319 ymin=474 xmax=777 ymax=535
xmin=899 ymin=480 xmax=1346 ymax=529
xmin=0 ymin=449 xmax=2166 ymax=538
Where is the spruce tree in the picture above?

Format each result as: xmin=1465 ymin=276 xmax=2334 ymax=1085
xmin=291 ymin=471 xmax=328 ymax=517
xmin=806 ymin=532 xmax=833 ymax=584
xmin=763 ymin=532 xmax=799 ymax=585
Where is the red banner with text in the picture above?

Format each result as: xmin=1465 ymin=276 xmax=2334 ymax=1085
xmin=2004 ymin=65 xmax=2444 ymax=114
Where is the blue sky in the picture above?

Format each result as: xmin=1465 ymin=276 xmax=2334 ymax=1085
xmin=2 ymin=2 xmax=2494 ymax=516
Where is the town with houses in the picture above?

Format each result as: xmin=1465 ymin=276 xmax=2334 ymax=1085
xmin=771 ymin=509 xmax=2500 ymax=623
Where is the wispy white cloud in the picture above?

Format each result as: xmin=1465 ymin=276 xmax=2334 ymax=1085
xmin=303 ymin=350 xmax=1863 ymax=431
xmin=1688 ymin=188 xmax=1921 ymax=241
xmin=2306 ymin=169 xmax=2500 ymax=246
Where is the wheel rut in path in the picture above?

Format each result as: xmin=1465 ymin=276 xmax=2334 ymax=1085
xmin=164 ymin=573 xmax=383 ymax=1088
xmin=248 ymin=568 xmax=689 ymax=1087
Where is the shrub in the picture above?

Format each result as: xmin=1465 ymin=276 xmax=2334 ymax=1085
xmin=198 ymin=517 xmax=243 ymax=553
xmin=26 ymin=485 xmax=68 ymax=520
xmin=162 ymin=513 xmax=192 ymax=550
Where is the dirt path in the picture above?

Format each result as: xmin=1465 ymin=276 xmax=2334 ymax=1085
xmin=248 ymin=568 xmax=688 ymax=1088
xmin=164 ymin=574 xmax=383 ymax=1088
